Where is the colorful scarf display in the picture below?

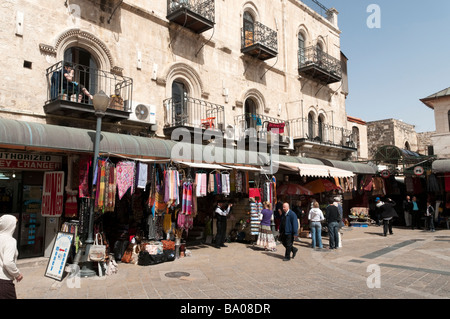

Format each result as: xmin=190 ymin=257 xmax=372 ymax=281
xmin=182 ymin=182 xmax=193 ymax=215
xmin=116 ymin=161 xmax=135 ymax=200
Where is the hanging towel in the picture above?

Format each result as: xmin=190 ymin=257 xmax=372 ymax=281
xmin=116 ymin=161 xmax=136 ymax=200
xmin=79 ymin=156 xmax=92 ymax=198
xmin=222 ymin=173 xmax=230 ymax=195
xmin=136 ymin=162 xmax=148 ymax=189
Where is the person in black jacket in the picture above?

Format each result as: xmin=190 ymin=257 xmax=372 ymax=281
xmin=325 ymin=199 xmax=340 ymax=249
xmin=377 ymin=198 xmax=398 ymax=236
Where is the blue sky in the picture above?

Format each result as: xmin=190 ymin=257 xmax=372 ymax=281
xmin=318 ymin=0 xmax=450 ymax=132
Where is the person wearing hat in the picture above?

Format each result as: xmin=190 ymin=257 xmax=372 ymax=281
xmin=374 ymin=197 xmax=382 ymax=226
xmin=214 ymin=201 xmax=233 ymax=248
xmin=377 ymin=198 xmax=398 ymax=236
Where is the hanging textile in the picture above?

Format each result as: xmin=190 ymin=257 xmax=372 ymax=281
xmin=249 ymin=188 xmax=261 ymax=200
xmin=164 ymin=168 xmax=180 ymax=204
xmin=107 ymin=162 xmax=116 ymax=211
xmin=427 ymin=173 xmax=440 ymax=193
xmin=221 ymin=172 xmax=230 ymax=195
xmin=177 ymin=213 xmax=194 ymax=234
xmin=445 ymin=173 xmax=450 ymax=192
xmin=64 ymin=195 xmax=78 ymax=218
xmin=95 ymin=159 xmax=106 ymax=211
xmin=78 ymin=156 xmax=92 ymax=198
xmin=405 ymin=175 xmax=414 ymax=193
xmin=195 ymin=172 xmax=207 ymax=197
xmin=372 ymin=177 xmax=386 ymax=196
xmin=136 ymin=162 xmax=148 ymax=190
xmin=249 ymin=200 xmax=261 ymax=236
xmin=116 ymin=161 xmax=136 ymax=200
xmin=235 ymin=171 xmax=243 ymax=193
xmin=215 ymin=172 xmax=222 ymax=194
xmin=182 ymin=182 xmax=193 ymax=215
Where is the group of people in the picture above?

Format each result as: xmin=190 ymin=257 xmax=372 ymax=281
xmin=374 ymin=195 xmax=436 ymax=236
xmin=403 ymin=195 xmax=435 ymax=232
xmin=251 ymin=198 xmax=344 ymax=261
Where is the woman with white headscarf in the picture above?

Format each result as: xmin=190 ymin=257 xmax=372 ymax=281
xmin=0 ymin=215 xmax=23 ymax=299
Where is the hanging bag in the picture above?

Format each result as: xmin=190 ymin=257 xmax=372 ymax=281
xmin=88 ymin=233 xmax=106 ymax=262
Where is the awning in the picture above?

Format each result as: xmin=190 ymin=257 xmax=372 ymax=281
xmin=222 ymin=164 xmax=262 ymax=172
xmin=276 ymin=161 xmax=353 ymax=178
xmin=432 ymin=159 xmax=450 ymax=173
xmin=174 ymin=161 xmax=231 ymax=170
xmin=318 ymin=159 xmax=376 ymax=175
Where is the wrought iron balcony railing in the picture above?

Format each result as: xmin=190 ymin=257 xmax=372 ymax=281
xmin=241 ymin=21 xmax=278 ymax=61
xmin=288 ymin=117 xmax=356 ymax=148
xmin=299 ymin=0 xmax=332 ymax=20
xmin=164 ymin=96 xmax=224 ymax=132
xmin=46 ymin=61 xmax=133 ymax=114
xmin=167 ymin=0 xmax=215 ymax=33
xmin=234 ymin=114 xmax=290 ymax=144
xmin=298 ymin=46 xmax=342 ymax=84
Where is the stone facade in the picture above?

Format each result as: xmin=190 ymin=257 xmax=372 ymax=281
xmin=0 ymin=0 xmax=364 ymax=161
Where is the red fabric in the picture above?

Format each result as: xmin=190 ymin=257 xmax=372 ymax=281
xmin=267 ymin=122 xmax=285 ymax=134
xmin=445 ymin=173 xmax=450 ymax=192
xmin=249 ymin=188 xmax=261 ymax=200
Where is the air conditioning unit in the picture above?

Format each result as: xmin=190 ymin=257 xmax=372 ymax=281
xmin=129 ymin=102 xmax=156 ymax=124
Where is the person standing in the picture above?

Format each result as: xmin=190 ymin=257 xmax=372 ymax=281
xmin=0 ymin=215 xmax=23 ymax=299
xmin=214 ymin=201 xmax=232 ymax=248
xmin=308 ymin=201 xmax=324 ymax=249
xmin=325 ymin=199 xmax=340 ymax=250
xmin=256 ymin=202 xmax=276 ymax=251
xmin=377 ymin=198 xmax=398 ymax=236
xmin=403 ymin=195 xmax=413 ymax=227
xmin=411 ymin=196 xmax=421 ymax=230
xmin=280 ymin=203 xmax=298 ymax=261
xmin=425 ymin=201 xmax=436 ymax=232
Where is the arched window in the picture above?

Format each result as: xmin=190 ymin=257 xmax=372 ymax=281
xmin=318 ymin=115 xmax=324 ymax=141
xmin=243 ymin=12 xmax=255 ymax=47
xmin=172 ymin=80 xmax=188 ymax=126
xmin=64 ymin=47 xmax=98 ymax=102
xmin=405 ymin=141 xmax=411 ymax=151
xmin=448 ymin=110 xmax=450 ymax=132
xmin=298 ymin=33 xmax=305 ymax=66
xmin=245 ymin=98 xmax=258 ymax=130
xmin=308 ymin=112 xmax=315 ymax=140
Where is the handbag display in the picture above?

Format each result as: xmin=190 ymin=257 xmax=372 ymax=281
xmin=88 ymin=233 xmax=106 ymax=262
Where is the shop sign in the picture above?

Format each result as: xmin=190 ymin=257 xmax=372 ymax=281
xmin=414 ymin=166 xmax=424 ymax=176
xmin=0 ymin=152 xmax=62 ymax=170
xmin=42 ymin=171 xmax=65 ymax=217
xmin=45 ymin=232 xmax=74 ymax=281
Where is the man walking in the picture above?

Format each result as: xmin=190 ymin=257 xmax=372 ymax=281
xmin=280 ymin=203 xmax=298 ymax=261
xmin=403 ymin=195 xmax=413 ymax=227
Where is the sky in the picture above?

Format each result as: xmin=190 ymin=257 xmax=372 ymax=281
xmin=317 ymin=0 xmax=450 ymax=132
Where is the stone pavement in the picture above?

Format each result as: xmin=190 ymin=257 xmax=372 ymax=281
xmin=15 ymin=225 xmax=450 ymax=301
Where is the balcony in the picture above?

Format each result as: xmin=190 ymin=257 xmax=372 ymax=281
xmin=241 ymin=22 xmax=278 ymax=61
xmin=288 ymin=117 xmax=356 ymax=152
xmin=45 ymin=61 xmax=133 ymax=123
xmin=298 ymin=46 xmax=342 ymax=84
xmin=166 ymin=0 xmax=215 ymax=34
xmin=234 ymin=114 xmax=290 ymax=147
xmin=163 ymin=96 xmax=224 ymax=138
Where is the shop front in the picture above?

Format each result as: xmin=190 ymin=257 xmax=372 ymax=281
xmin=0 ymin=151 xmax=63 ymax=259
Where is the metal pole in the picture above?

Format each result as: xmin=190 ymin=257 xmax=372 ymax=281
xmin=79 ymin=112 xmax=103 ymax=277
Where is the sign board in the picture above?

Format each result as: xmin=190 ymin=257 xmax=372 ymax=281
xmin=45 ymin=232 xmax=74 ymax=281
xmin=381 ymin=170 xmax=390 ymax=178
xmin=414 ymin=166 xmax=424 ymax=176
xmin=0 ymin=152 xmax=62 ymax=170
xmin=41 ymin=171 xmax=65 ymax=217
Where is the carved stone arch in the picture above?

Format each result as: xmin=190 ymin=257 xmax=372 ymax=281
xmin=53 ymin=28 xmax=114 ymax=72
xmin=315 ymin=35 xmax=328 ymax=52
xmin=242 ymin=1 xmax=260 ymax=21
xmin=297 ymin=24 xmax=311 ymax=46
xmin=241 ymin=88 xmax=266 ymax=113
xmin=164 ymin=62 xmax=205 ymax=99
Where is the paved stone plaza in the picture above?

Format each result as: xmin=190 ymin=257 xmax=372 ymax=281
xmin=15 ymin=225 xmax=450 ymax=301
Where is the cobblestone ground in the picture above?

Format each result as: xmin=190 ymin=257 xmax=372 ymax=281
xmin=16 ymin=226 xmax=450 ymax=302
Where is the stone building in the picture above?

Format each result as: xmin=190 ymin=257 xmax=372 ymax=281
xmin=0 ymin=0 xmax=372 ymax=258
xmin=1 ymin=0 xmax=364 ymax=161
xmin=421 ymin=87 xmax=450 ymax=159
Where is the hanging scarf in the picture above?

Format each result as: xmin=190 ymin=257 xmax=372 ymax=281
xmin=78 ymin=156 xmax=92 ymax=198
xmin=182 ymin=182 xmax=193 ymax=215
xmin=221 ymin=173 xmax=230 ymax=195
xmin=116 ymin=161 xmax=136 ymax=200
xmin=136 ymin=162 xmax=148 ymax=190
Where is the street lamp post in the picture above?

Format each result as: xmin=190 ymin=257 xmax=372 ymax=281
xmin=78 ymin=90 xmax=110 ymax=277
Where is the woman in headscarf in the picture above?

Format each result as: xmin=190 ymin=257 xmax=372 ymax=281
xmin=0 ymin=215 xmax=23 ymax=299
